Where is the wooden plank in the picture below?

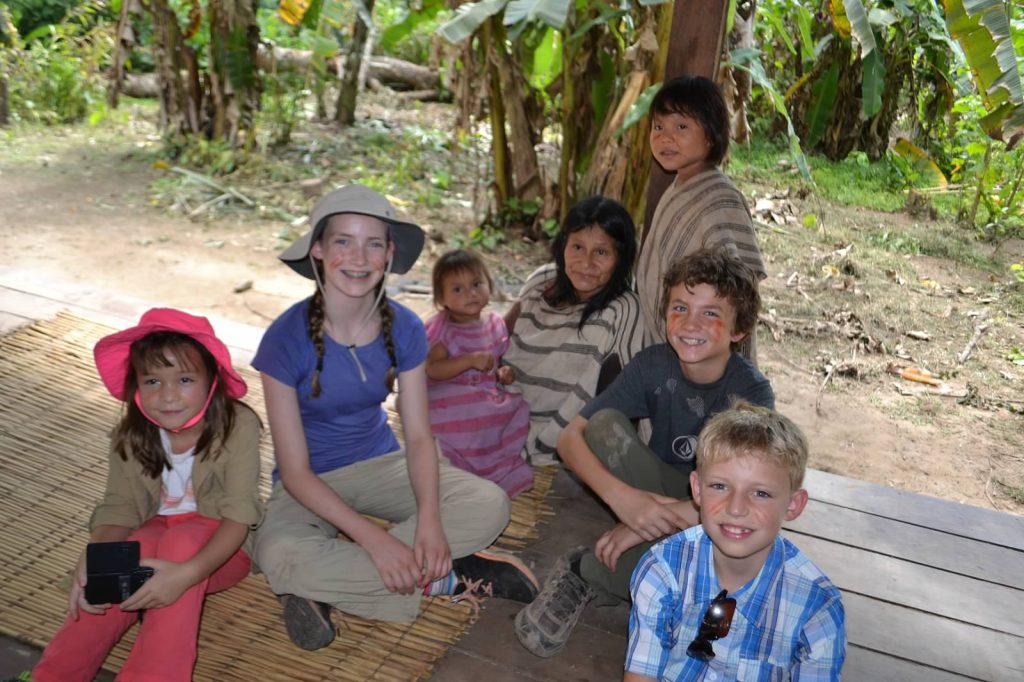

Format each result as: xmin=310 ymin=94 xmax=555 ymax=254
xmin=786 ymin=534 xmax=1024 ymax=636
xmin=785 ymin=499 xmax=1024 ymax=590
xmin=844 ymin=645 xmax=973 ymax=682
xmin=804 ymin=468 xmax=1024 ymax=551
xmin=841 ymin=592 xmax=1024 ymax=681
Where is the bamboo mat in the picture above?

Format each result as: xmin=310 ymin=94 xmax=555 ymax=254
xmin=0 ymin=312 xmax=555 ymax=681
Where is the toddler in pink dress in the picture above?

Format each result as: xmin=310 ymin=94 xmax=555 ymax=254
xmin=425 ymin=249 xmax=533 ymax=497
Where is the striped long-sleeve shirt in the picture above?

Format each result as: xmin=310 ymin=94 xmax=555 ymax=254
xmin=636 ymin=168 xmax=766 ymax=357
xmin=502 ymin=264 xmax=645 ymax=464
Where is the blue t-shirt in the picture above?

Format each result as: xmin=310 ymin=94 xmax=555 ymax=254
xmin=253 ymin=297 xmax=428 ymax=476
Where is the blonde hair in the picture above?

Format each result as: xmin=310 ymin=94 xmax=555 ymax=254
xmin=696 ymin=401 xmax=808 ymax=490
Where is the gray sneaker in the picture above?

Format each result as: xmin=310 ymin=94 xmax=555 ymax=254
xmin=514 ymin=547 xmax=595 ymax=657
xmin=280 ymin=594 xmax=336 ymax=651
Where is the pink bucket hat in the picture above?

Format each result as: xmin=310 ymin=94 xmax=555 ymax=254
xmin=94 ymin=308 xmax=247 ymax=401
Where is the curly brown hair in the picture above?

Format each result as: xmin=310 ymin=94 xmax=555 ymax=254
xmin=660 ymin=248 xmax=760 ymax=348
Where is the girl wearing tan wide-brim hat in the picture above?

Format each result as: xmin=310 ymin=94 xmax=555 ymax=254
xmin=249 ymin=185 xmax=540 ymax=650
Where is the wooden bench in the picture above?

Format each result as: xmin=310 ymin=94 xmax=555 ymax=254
xmin=784 ymin=469 xmax=1024 ymax=681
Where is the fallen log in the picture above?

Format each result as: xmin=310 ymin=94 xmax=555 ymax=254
xmin=257 ymin=46 xmax=438 ymax=90
xmin=118 ymin=50 xmax=438 ymax=101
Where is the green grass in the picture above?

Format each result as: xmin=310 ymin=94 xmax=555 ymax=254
xmin=731 ymin=139 xmax=906 ymax=211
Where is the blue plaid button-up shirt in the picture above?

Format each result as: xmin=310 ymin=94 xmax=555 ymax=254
xmin=626 ymin=526 xmax=846 ymax=681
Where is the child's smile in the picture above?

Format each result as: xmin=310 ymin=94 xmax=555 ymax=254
xmin=690 ymin=456 xmax=807 ymax=589
xmin=650 ymin=111 xmax=713 ymax=184
xmin=664 ymin=282 xmax=744 ymax=383
xmin=136 ymin=348 xmax=210 ymax=435
xmin=312 ymin=214 xmax=394 ymax=298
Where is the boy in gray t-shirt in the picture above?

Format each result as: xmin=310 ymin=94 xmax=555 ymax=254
xmin=515 ymin=249 xmax=773 ymax=658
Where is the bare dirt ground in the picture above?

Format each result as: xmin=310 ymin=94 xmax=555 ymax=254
xmin=2 ymin=104 xmax=1022 ymax=517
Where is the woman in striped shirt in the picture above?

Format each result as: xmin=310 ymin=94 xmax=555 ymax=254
xmin=501 ymin=196 xmax=644 ymax=465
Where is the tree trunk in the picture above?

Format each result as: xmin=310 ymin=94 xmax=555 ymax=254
xmin=580 ymin=5 xmax=667 ymax=221
xmin=149 ymin=0 xmax=196 ymax=136
xmin=207 ymin=0 xmax=261 ymax=145
xmin=483 ymin=18 xmax=512 ymax=206
xmin=0 ymin=77 xmax=8 ymax=127
xmin=722 ymin=0 xmax=755 ymax=145
xmin=335 ymin=0 xmax=375 ymax=126
xmin=488 ymin=17 xmax=542 ymax=233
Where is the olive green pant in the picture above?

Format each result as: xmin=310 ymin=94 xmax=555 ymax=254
xmin=577 ymin=408 xmax=692 ymax=604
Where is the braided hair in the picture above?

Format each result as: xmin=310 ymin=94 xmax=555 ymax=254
xmin=377 ymin=281 xmax=398 ymax=394
xmin=307 ymin=284 xmax=328 ymax=398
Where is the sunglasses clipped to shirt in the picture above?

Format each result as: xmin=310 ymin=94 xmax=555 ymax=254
xmin=686 ymin=589 xmax=737 ymax=662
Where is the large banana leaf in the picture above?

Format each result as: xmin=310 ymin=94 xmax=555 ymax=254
xmin=834 ymin=0 xmax=885 ymax=118
xmin=944 ymin=0 xmax=1024 ymax=143
xmin=893 ymin=137 xmax=950 ymax=188
xmin=505 ymin=0 xmax=572 ymax=30
xmin=805 ymin=62 xmax=839 ymax=148
xmin=438 ymin=0 xmax=508 ymax=43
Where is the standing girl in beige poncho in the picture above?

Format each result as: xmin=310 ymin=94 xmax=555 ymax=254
xmin=636 ymin=75 xmax=766 ymax=360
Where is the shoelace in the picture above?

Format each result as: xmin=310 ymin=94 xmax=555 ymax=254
xmin=546 ymin=571 xmax=592 ymax=622
xmin=448 ymin=575 xmax=494 ymax=621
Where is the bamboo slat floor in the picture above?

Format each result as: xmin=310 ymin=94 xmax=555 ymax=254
xmin=2 ymin=275 xmax=1023 ymax=681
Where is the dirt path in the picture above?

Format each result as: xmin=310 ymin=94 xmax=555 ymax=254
xmin=2 ymin=121 xmax=1021 ymax=516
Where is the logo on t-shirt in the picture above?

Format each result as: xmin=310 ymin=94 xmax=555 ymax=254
xmin=671 ymin=435 xmax=698 ymax=463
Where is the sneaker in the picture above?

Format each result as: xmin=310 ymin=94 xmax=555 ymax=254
xmin=279 ymin=594 xmax=336 ymax=651
xmin=452 ymin=550 xmax=539 ymax=603
xmin=514 ymin=546 xmax=594 ymax=657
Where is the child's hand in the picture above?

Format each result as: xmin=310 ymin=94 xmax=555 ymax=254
xmin=612 ymin=488 xmax=687 ymax=542
xmin=469 ymin=351 xmax=496 ymax=372
xmin=365 ymin=531 xmax=422 ymax=595
xmin=496 ymin=365 xmax=514 ymax=384
xmin=120 ymin=559 xmax=196 ymax=611
xmin=594 ymin=523 xmax=643 ymax=572
xmin=413 ymin=515 xmax=452 ymax=586
xmin=69 ymin=553 xmax=108 ymax=619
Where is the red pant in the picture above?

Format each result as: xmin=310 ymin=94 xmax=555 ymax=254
xmin=33 ymin=513 xmax=251 ymax=682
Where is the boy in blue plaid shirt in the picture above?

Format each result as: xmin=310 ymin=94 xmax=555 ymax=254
xmin=626 ymin=403 xmax=845 ymax=681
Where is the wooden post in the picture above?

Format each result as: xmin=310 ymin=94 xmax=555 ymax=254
xmin=641 ymin=0 xmax=729 ymax=243
xmin=0 ymin=77 xmax=7 ymax=127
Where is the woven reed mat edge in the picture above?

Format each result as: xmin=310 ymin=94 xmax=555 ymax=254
xmin=0 ymin=311 xmax=556 ymax=681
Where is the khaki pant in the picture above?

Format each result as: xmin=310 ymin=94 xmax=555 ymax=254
xmin=578 ymin=408 xmax=691 ymax=604
xmin=254 ymin=451 xmax=511 ymax=622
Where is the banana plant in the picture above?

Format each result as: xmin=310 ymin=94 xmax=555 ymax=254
xmin=944 ymin=0 xmax=1024 ymax=147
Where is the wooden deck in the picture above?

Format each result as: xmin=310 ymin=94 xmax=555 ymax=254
xmin=785 ymin=469 xmax=1024 ymax=681
xmin=1 ymin=271 xmax=1023 ymax=681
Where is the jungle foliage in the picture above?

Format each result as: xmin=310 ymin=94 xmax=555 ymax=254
xmin=2 ymin=0 xmax=1024 ymax=245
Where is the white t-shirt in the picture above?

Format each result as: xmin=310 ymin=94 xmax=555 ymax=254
xmin=158 ymin=430 xmax=198 ymax=515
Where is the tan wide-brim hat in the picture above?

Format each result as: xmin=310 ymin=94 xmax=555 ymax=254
xmin=280 ymin=184 xmax=425 ymax=278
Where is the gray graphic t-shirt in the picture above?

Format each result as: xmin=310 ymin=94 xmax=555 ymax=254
xmin=579 ymin=344 xmax=774 ymax=475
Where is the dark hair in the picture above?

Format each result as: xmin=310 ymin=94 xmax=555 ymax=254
xmin=651 ymin=75 xmax=730 ymax=166
xmin=431 ymin=249 xmax=494 ymax=308
xmin=112 ymin=332 xmax=236 ymax=478
xmin=544 ymin=196 xmax=637 ymax=330
xmin=661 ymin=248 xmax=760 ymax=348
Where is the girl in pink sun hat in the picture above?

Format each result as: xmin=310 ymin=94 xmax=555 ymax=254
xmin=21 ymin=308 xmax=262 ymax=682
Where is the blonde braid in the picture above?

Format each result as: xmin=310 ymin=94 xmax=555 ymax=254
xmin=378 ymin=287 xmax=397 ymax=394
xmin=308 ymin=287 xmax=327 ymax=398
